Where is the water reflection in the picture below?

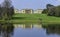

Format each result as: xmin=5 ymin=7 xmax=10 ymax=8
xmin=0 ymin=23 xmax=14 ymax=37
xmin=42 ymin=24 xmax=60 ymax=35
xmin=14 ymin=24 xmax=42 ymax=29
xmin=1 ymin=23 xmax=60 ymax=37
xmin=13 ymin=24 xmax=42 ymax=37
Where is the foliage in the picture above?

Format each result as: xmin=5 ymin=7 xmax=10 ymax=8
xmin=55 ymin=6 xmax=60 ymax=17
xmin=42 ymin=9 xmax=48 ymax=14
xmin=43 ymin=4 xmax=60 ymax=17
xmin=0 ymin=0 xmax=14 ymax=20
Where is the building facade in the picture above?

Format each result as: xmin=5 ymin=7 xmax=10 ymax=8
xmin=20 ymin=9 xmax=34 ymax=14
xmin=14 ymin=9 xmax=43 ymax=14
xmin=34 ymin=9 xmax=43 ymax=14
xmin=14 ymin=9 xmax=21 ymax=13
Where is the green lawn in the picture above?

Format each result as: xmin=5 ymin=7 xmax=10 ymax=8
xmin=11 ymin=13 xmax=60 ymax=24
xmin=0 ymin=13 xmax=60 ymax=24
xmin=11 ymin=13 xmax=41 ymax=24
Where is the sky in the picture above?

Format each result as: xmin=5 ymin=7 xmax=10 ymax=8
xmin=0 ymin=0 xmax=60 ymax=10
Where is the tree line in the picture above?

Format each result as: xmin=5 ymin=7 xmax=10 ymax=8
xmin=42 ymin=4 xmax=60 ymax=17
xmin=0 ymin=0 xmax=14 ymax=20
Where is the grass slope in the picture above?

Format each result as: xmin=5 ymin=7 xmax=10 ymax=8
xmin=0 ymin=13 xmax=60 ymax=24
xmin=12 ymin=13 xmax=60 ymax=24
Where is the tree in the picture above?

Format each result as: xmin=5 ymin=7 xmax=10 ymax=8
xmin=0 ymin=0 xmax=14 ymax=20
xmin=55 ymin=6 xmax=60 ymax=17
xmin=0 ymin=5 xmax=3 ymax=19
xmin=46 ymin=4 xmax=54 ymax=9
xmin=42 ymin=9 xmax=48 ymax=14
xmin=46 ymin=4 xmax=60 ymax=17
xmin=0 ymin=5 xmax=1 ymax=13
xmin=46 ymin=4 xmax=55 ymax=16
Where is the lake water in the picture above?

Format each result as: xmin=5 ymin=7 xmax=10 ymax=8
xmin=0 ymin=23 xmax=60 ymax=37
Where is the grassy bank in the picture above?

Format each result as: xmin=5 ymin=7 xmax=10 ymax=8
xmin=12 ymin=13 xmax=60 ymax=24
xmin=0 ymin=13 xmax=60 ymax=24
xmin=11 ymin=13 xmax=41 ymax=24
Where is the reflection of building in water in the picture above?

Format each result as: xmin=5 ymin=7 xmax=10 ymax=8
xmin=14 ymin=24 xmax=25 ymax=28
xmin=14 ymin=24 xmax=42 ymax=29
xmin=14 ymin=24 xmax=33 ymax=29
xmin=33 ymin=24 xmax=42 ymax=29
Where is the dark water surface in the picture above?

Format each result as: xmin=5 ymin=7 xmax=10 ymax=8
xmin=0 ymin=23 xmax=60 ymax=37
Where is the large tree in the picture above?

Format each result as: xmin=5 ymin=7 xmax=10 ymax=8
xmin=55 ymin=6 xmax=60 ymax=17
xmin=0 ymin=0 xmax=14 ymax=20
xmin=42 ymin=9 xmax=48 ymax=14
xmin=46 ymin=4 xmax=55 ymax=16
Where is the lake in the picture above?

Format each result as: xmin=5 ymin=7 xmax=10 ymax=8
xmin=0 ymin=23 xmax=60 ymax=37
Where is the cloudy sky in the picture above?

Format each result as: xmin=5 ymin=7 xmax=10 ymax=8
xmin=0 ymin=0 xmax=60 ymax=10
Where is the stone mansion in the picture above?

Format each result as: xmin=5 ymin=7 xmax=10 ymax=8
xmin=14 ymin=9 xmax=43 ymax=14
